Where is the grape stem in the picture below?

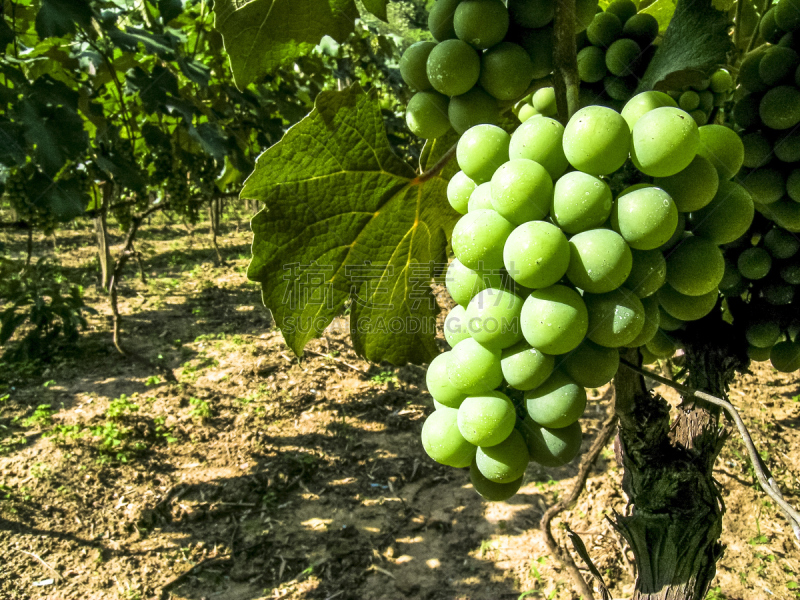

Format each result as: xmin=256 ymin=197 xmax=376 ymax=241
xmin=619 ymin=358 xmax=800 ymax=539
xmin=412 ymin=143 xmax=457 ymax=185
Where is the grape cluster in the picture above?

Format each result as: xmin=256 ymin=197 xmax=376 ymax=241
xmin=664 ymin=68 xmax=734 ymax=127
xmin=424 ymin=94 xmax=756 ymax=501
xmin=402 ymin=0 xmax=599 ymax=138
xmin=4 ymin=168 xmax=59 ymax=234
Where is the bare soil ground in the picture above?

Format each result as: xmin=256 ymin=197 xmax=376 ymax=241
xmin=1 ymin=214 xmax=799 ymax=600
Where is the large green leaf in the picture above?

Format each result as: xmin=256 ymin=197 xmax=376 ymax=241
xmin=213 ymin=0 xmax=359 ymax=89
xmin=636 ymin=0 xmax=733 ymax=93
xmin=362 ymin=0 xmax=388 ymax=21
xmin=245 ymin=86 xmax=457 ymax=365
xmin=640 ymin=0 xmax=677 ymax=34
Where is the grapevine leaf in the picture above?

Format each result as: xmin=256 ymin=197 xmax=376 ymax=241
xmin=245 ymin=85 xmax=458 ymax=365
xmin=0 ymin=17 xmax=13 ymax=50
xmin=361 ymin=0 xmax=388 ymax=22
xmin=636 ymin=0 xmax=733 ymax=93
xmin=213 ymin=0 xmax=359 ymax=89
xmin=158 ymin=0 xmax=184 ymax=23
xmin=35 ymin=0 xmax=93 ymax=40
xmin=420 ymin=129 xmax=460 ymax=180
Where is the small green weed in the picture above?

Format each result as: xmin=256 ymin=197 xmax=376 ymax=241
xmin=371 ymin=371 xmax=398 ymax=384
xmin=188 ymin=397 xmax=212 ymax=420
xmin=23 ymin=404 xmax=54 ymax=428
xmin=106 ymin=395 xmax=139 ymax=420
xmin=705 ymin=587 xmax=727 ymax=600
xmin=144 ymin=376 xmax=161 ymax=386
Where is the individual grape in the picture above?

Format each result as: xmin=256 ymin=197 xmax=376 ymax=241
xmin=606 ymin=0 xmax=637 ymax=24
xmin=444 ymin=305 xmax=471 ymax=347
xmin=428 ymin=0 xmax=462 ymax=41
xmin=490 ymin=159 xmax=554 ymax=225
xmin=421 ymin=407 xmax=477 ymax=468
xmin=718 ymin=259 xmax=743 ymax=293
xmin=733 ymin=94 xmax=761 ymax=129
xmin=710 ymin=69 xmax=733 ymax=93
xmin=454 ymin=0 xmax=510 ymax=50
xmin=782 ymin=262 xmax=800 ymax=284
xmin=508 ymin=0 xmax=554 ymax=28
xmin=457 ymin=124 xmax=510 ymax=183
xmin=509 ymin=117 xmax=569 ymax=180
xmin=503 ymin=221 xmax=570 ymax=289
xmin=605 ymin=38 xmax=641 ymax=76
xmin=764 ymin=227 xmax=800 ymax=259
xmin=576 ymin=0 xmax=600 ymax=31
xmin=775 ymin=130 xmax=800 ymax=163
xmin=770 ymin=340 xmax=800 ymax=372
xmin=741 ymin=132 xmax=773 ymax=169
xmin=738 ymin=247 xmax=772 ymax=280
xmin=646 ymin=328 xmax=677 ymax=358
xmin=533 ymin=87 xmax=558 ymax=117
xmin=475 ymin=429 xmax=530 ymax=482
xmin=514 ymin=25 xmax=555 ymax=79
xmin=739 ymin=49 xmax=768 ymax=93
xmin=763 ymin=282 xmax=794 ymax=305
xmin=523 ymin=418 xmax=582 ymax=467
xmin=566 ymin=228 xmax=633 ymax=293
xmin=746 ymin=320 xmax=781 ymax=348
xmin=584 ymin=288 xmax=646 ymax=347
xmin=631 ymin=107 xmax=699 ymax=177
xmin=624 ymin=248 xmax=667 ymax=298
xmin=748 ymin=344 xmax=773 ymax=362
xmin=760 ymin=86 xmax=800 ymax=130
xmin=640 ymin=346 xmax=658 ymax=364
xmin=560 ymin=339 xmax=620 ymax=387
xmin=426 ymin=352 xmax=469 ymax=408
xmin=603 ymin=75 xmax=636 ymax=102
xmin=775 ymin=0 xmax=800 ymax=33
xmin=469 ymin=460 xmax=524 ymax=500
xmin=759 ymin=46 xmax=799 ymax=86
xmin=760 ymin=199 xmax=800 ymax=231
xmin=427 ymin=39 xmax=481 ymax=96
xmin=611 ymin=186 xmax=679 ymax=250
xmin=665 ymin=236 xmax=724 ymax=296
xmin=457 ymin=391 xmax=517 ymax=446
xmin=400 ymin=41 xmax=437 ymax=91
xmin=689 ymin=181 xmax=754 ymax=245
xmin=551 ymin=172 xmax=613 ymax=234
xmin=448 ymin=171 xmax=477 ymax=215
xmin=525 ymin=370 xmax=587 ymax=428
xmin=658 ymin=305 xmax=685 ymax=331
xmin=621 ymin=91 xmax=678 ymax=131
xmin=563 ymin=106 xmax=631 ymax=176
xmin=521 ymin=285 xmax=589 ymax=354
xmin=788 ymin=169 xmax=800 ymax=202
xmin=624 ymin=295 xmax=661 ymax=347
xmin=759 ymin=7 xmax=783 ymax=45
xmin=468 ymin=182 xmax=495 ymax=212
xmin=447 ymin=337 xmax=504 ymax=393
xmin=466 ymin=287 xmax=525 ymax=348
xmin=452 ymin=209 xmax=515 ymax=270
xmin=518 ymin=104 xmax=540 ymax=122
xmin=480 ymin=42 xmax=535 ymax=101
xmin=679 ymin=91 xmax=700 ymax=112
xmin=578 ymin=46 xmax=608 ymax=83
xmin=738 ymin=168 xmax=785 ymax=205
xmin=657 ymin=284 xmax=718 ymax=321
xmin=689 ymin=108 xmax=707 ymax=125
xmin=587 ymin=11 xmax=622 ymax=47
xmin=653 ymin=155 xmax=718 ymax=213
xmin=501 ymin=341 xmax=555 ymax=391
xmin=449 ymin=88 xmax=500 ymax=134
xmin=622 ymin=13 xmax=659 ymax=47
xmin=446 ymin=259 xmax=504 ymax=307
xmin=695 ymin=125 xmax=745 ymax=182
xmin=698 ymin=90 xmax=715 ymax=113
xmin=406 ymin=91 xmax=451 ymax=139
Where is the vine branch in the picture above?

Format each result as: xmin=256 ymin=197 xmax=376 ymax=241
xmin=412 ymin=143 xmax=457 ymax=185
xmin=553 ymin=0 xmax=580 ymax=124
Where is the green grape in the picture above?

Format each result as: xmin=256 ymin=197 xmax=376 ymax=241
xmin=475 ymin=429 xmax=530 ymax=483
xmin=623 ymin=13 xmax=659 ymax=46
xmin=770 ymin=340 xmax=800 ymax=372
xmin=690 ymin=108 xmax=708 ymax=126
xmin=551 ymin=171 xmax=613 ymax=234
xmin=679 ymin=91 xmax=701 ymax=112
xmin=503 ymin=221 xmax=570 ymax=289
xmin=689 ymin=180 xmax=754 ymax=245
xmin=710 ymin=69 xmax=733 ymax=93
xmin=578 ymin=46 xmax=608 ymax=83
xmin=449 ymin=87 xmax=500 ymax=134
xmin=696 ymin=125 xmax=745 ymax=182
xmin=658 ymin=305 xmax=685 ymax=331
xmin=759 ymin=46 xmax=799 ymax=86
xmin=566 ymin=228 xmax=633 ymax=294
xmin=739 ymin=48 xmax=768 ymax=93
xmin=560 ymin=339 xmax=620 ymax=387
xmin=468 ymin=182 xmax=495 ymax=212
xmin=657 ymin=284 xmax=718 ymax=321
xmin=738 ymin=247 xmax=772 ymax=279
xmin=426 ymin=352 xmax=469 ymax=408
xmin=563 ymin=105 xmax=631 ymax=176
xmin=775 ymin=0 xmax=800 ymax=33
xmin=480 ymin=42 xmax=534 ymax=101
xmin=445 ymin=258 xmax=504 ymax=306
xmin=624 ymin=295 xmax=661 ymax=347
xmin=748 ymin=344 xmax=773 ymax=362
xmin=501 ymin=341 xmax=555 ymax=391
xmin=646 ymin=328 xmax=677 ymax=358
xmin=445 ymin=304 xmax=471 ymax=347
xmin=514 ymin=25 xmax=555 ymax=79
xmin=738 ymin=168 xmax=786 ymax=205
xmin=457 ymin=124 xmax=510 ymax=183
xmin=760 ymin=7 xmax=784 ymax=44
xmin=605 ymin=38 xmax=641 ymax=76
xmin=422 ymin=407 xmax=477 ymax=467
xmin=621 ymin=91 xmax=678 ymax=131
xmin=533 ymin=87 xmax=558 ymax=117
xmin=698 ymin=90 xmax=715 ymax=113
xmin=584 ymin=288 xmax=646 ymax=347
xmin=518 ymin=104 xmax=541 ymax=122
xmin=447 ymin=337 xmax=504 ymax=393
xmin=640 ymin=346 xmax=658 ymax=364
xmin=521 ymin=285 xmax=589 ymax=354
xmin=469 ymin=459 xmax=524 ymax=500
xmin=509 ymin=117 xmax=569 ymax=180
xmin=624 ymin=248 xmax=667 ymax=298
xmin=665 ymin=236 xmax=724 ymax=296
xmin=788 ymin=169 xmax=800 ymax=202
xmin=427 ymin=39 xmax=481 ymax=96
xmin=454 ymin=0 xmax=509 ymax=50
xmin=733 ymin=94 xmax=761 ymax=129
xmin=631 ymin=107 xmax=699 ymax=177
xmin=603 ymin=75 xmax=636 ymax=102
xmin=428 ymin=0 xmax=462 ymax=41
xmin=466 ymin=287 xmax=524 ymax=348
xmin=746 ymin=320 xmax=781 ymax=348
xmin=605 ymin=0 xmax=637 ymax=24
xmin=522 ymin=418 xmax=582 ymax=467
xmin=741 ymin=132 xmax=773 ymax=169
xmin=525 ymin=370 xmax=586 ymax=428
xmin=490 ymin=159 xmax=554 ymax=225
xmin=575 ymin=0 xmax=600 ymax=32
xmin=611 ymin=186 xmax=679 ymax=250
xmin=782 ymin=262 xmax=800 ymax=284
xmin=587 ymin=11 xmax=622 ymax=47
xmin=763 ymin=282 xmax=794 ymax=305
xmin=400 ymin=41 xmax=437 ymax=91
xmin=760 ymin=86 xmax=800 ymax=130
xmin=653 ymin=155 xmax=718 ymax=213
xmin=718 ymin=259 xmax=743 ymax=293
xmin=452 ymin=209 xmax=515 ymax=270
xmin=448 ymin=171 xmax=477 ymax=215
xmin=457 ymin=391 xmax=517 ymax=446
xmin=759 ymin=199 xmax=800 ymax=231
xmin=406 ymin=91 xmax=451 ymax=139
xmin=764 ymin=227 xmax=800 ymax=259
xmin=508 ymin=0 xmax=554 ymax=28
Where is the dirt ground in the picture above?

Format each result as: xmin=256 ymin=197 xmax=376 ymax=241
xmin=1 ymin=211 xmax=799 ymax=600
